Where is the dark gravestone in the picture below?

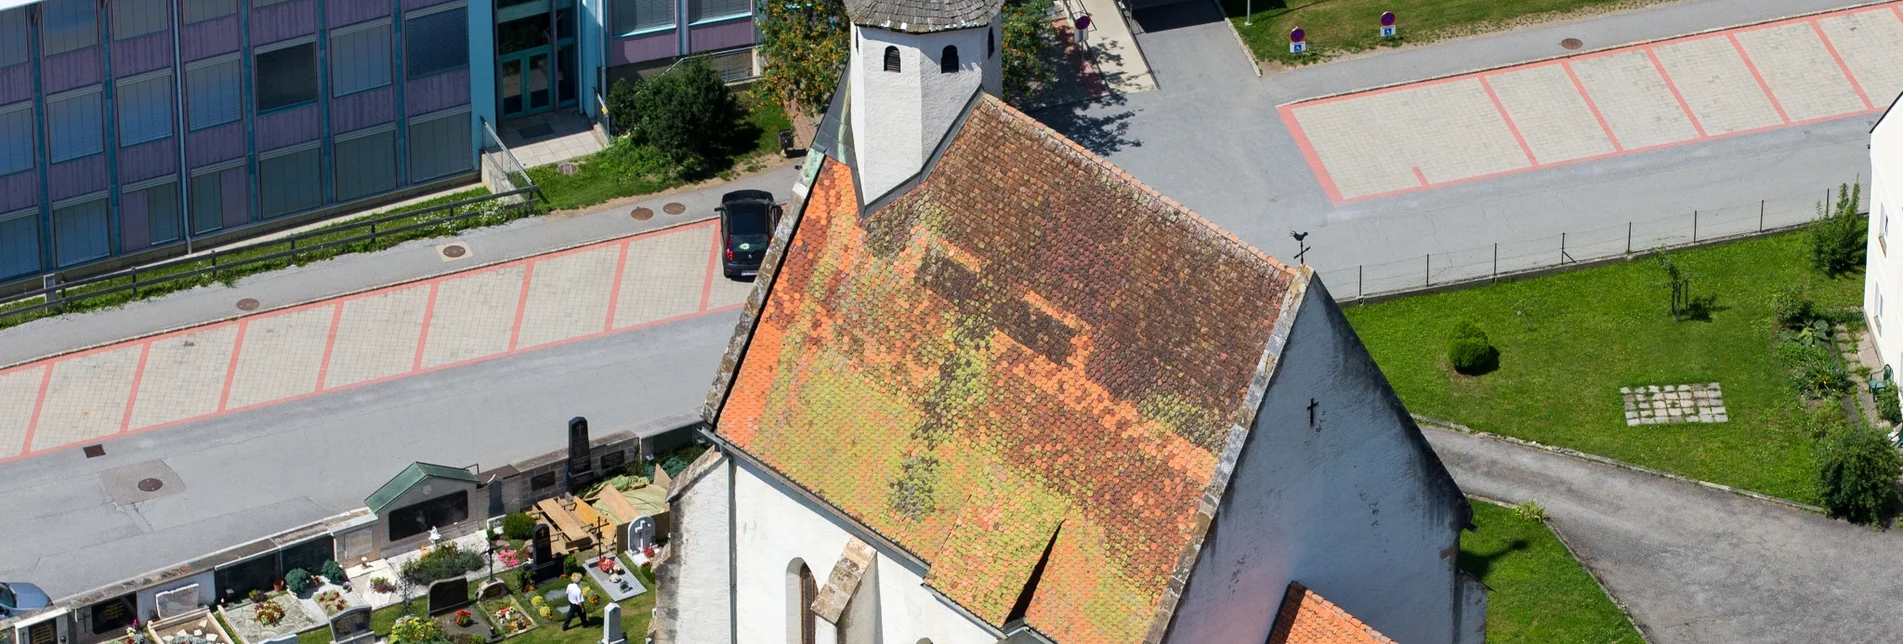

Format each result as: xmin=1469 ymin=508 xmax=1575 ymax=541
xmin=487 ymin=475 xmax=504 ymax=518
xmin=532 ymin=524 xmax=554 ymax=564
xmin=329 ymin=606 xmax=373 ymax=643
xmin=427 ymin=577 xmax=472 ymax=616
xmin=565 ymin=417 xmax=593 ymax=492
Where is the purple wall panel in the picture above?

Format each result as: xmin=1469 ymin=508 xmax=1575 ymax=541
xmin=0 ymin=171 xmax=37 ymax=212
xmin=41 ymin=48 xmax=102 ymax=95
xmin=47 ymin=156 xmax=107 ymax=202
xmin=186 ymin=121 xmax=246 ymax=166
xmin=120 ymin=188 xmax=150 ymax=250
xmin=610 ymin=31 xmax=676 ymax=66
xmin=0 ymin=65 xmax=31 ymax=105
xmin=221 ymin=167 xmax=249 ymax=227
xmin=256 ymin=104 xmax=320 ymax=150
xmin=112 ymin=33 xmax=175 ymax=77
xmin=401 ymin=0 xmax=457 ymax=12
xmin=404 ymin=70 xmax=469 ymax=116
xmin=118 ymin=138 xmax=179 ymax=184
xmin=181 ymin=16 xmax=242 ymax=61
xmin=252 ymin=0 xmax=318 ymax=46
xmin=687 ymin=18 xmax=752 ymax=54
xmin=331 ymin=86 xmax=395 ymax=133
xmin=328 ymin=0 xmax=391 ymax=28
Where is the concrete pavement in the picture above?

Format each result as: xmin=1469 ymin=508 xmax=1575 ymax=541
xmin=1426 ymin=426 xmax=1903 ymax=643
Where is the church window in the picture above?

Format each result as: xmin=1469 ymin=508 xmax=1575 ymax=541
xmin=883 ymin=46 xmax=900 ymax=72
xmin=940 ymin=45 xmax=959 ymax=73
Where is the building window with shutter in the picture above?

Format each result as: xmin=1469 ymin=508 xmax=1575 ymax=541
xmin=130 ymin=180 xmax=182 ymax=245
xmin=259 ymin=145 xmax=322 ymax=218
xmin=611 ymin=0 xmax=673 ymax=35
xmin=118 ymin=72 xmax=174 ymax=146
xmin=47 ymin=88 xmax=104 ymax=162
xmin=0 ymin=103 xmax=33 ymax=175
xmin=883 ymin=46 xmax=900 ymax=72
xmin=182 ymin=0 xmax=237 ymax=23
xmin=334 ymin=128 xmax=397 ymax=201
xmin=689 ymin=0 xmax=749 ymax=23
xmin=408 ymin=110 xmax=472 ymax=182
xmin=256 ymin=42 xmax=318 ymax=112
xmin=1 ymin=8 xmax=32 ymax=66
xmin=940 ymin=45 xmax=957 ymax=73
xmin=187 ymin=56 xmax=242 ymax=130
xmin=331 ymin=21 xmax=393 ymax=96
xmin=405 ymin=6 xmax=469 ymax=80
xmin=113 ymin=0 xmax=169 ymax=39
xmin=53 ymin=196 xmax=111 ymax=267
xmin=0 ymin=208 xmax=40 ymax=279
xmin=189 ymin=165 xmax=238 ymax=234
xmin=41 ymin=0 xmax=98 ymax=56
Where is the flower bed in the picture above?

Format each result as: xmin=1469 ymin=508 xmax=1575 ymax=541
xmin=314 ymin=590 xmax=350 ymax=617
xmin=219 ymin=594 xmax=320 ymax=644
xmin=147 ymin=610 xmax=237 ymax=644
xmin=477 ymin=597 xmax=536 ymax=637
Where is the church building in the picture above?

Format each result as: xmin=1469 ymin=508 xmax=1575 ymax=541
xmin=651 ymin=0 xmax=1488 ymax=641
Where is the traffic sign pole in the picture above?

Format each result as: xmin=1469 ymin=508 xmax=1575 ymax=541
xmin=1380 ymin=11 xmax=1396 ymax=38
xmin=1290 ymin=26 xmax=1305 ymax=54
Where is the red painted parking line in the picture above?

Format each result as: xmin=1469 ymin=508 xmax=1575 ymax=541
xmin=1727 ymin=33 xmax=1789 ymax=125
xmin=700 ymin=226 xmax=720 ymax=312
xmin=19 ymin=365 xmax=52 ymax=456
xmin=1277 ymin=104 xmax=1345 ymax=204
xmin=603 ymin=240 xmax=632 ymax=332
xmin=118 ymin=341 xmax=152 ymax=433
xmin=216 ymin=320 xmax=249 ymax=413
xmin=1479 ymin=75 xmax=1539 ymax=167
xmin=1561 ymin=60 xmax=1624 ymax=154
xmin=412 ymin=282 xmax=441 ymax=372
xmin=507 ymin=261 xmax=537 ymax=351
xmin=1646 ymin=46 xmax=1708 ymax=138
xmin=1411 ymin=167 xmax=1429 ymax=187
xmin=314 ymin=302 xmax=345 ymax=391
xmin=1811 ymin=18 xmax=1874 ymax=111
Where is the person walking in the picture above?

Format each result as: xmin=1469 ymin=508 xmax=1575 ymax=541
xmin=562 ymin=574 xmax=586 ymax=630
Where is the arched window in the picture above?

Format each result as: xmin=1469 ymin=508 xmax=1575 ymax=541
xmin=883 ymin=46 xmax=901 ymax=72
xmin=788 ymin=560 xmax=818 ymax=644
xmin=940 ymin=46 xmax=959 ymax=73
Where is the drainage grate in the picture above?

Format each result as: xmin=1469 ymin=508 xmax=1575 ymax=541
xmin=137 ymin=478 xmax=164 ymax=492
xmin=662 ymin=202 xmax=687 ymax=215
xmin=631 ymin=207 xmax=655 ymax=221
xmin=83 ymin=444 xmax=105 ymax=458
xmin=1561 ymin=38 xmax=1583 ymax=50
xmin=236 ymin=298 xmax=260 ymax=311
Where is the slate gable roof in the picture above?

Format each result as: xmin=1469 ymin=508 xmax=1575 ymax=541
xmin=709 ymin=95 xmax=1305 ymax=642
xmin=365 ymin=462 xmax=477 ymax=513
xmin=1267 ymin=583 xmax=1398 ymax=644
xmin=845 ymin=0 xmax=1001 ymax=33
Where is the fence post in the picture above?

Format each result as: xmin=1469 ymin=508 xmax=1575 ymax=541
xmin=1692 ymin=210 xmax=1698 ymax=243
xmin=1492 ymin=243 xmax=1498 ymax=282
xmin=1626 ymin=222 xmax=1632 ymax=255
xmin=1357 ymin=265 xmax=1363 ymax=299
xmin=1560 ymin=233 xmax=1567 ymax=264
xmin=1425 ymin=255 xmax=1431 ymax=287
xmin=1759 ymin=200 xmax=1765 ymax=232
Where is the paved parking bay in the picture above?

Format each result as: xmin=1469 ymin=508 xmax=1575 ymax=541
xmin=1282 ymin=2 xmax=1903 ymax=203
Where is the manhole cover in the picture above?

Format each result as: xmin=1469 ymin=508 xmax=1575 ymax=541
xmin=82 ymin=445 xmax=105 ymax=458
xmin=1561 ymin=38 xmax=1583 ymax=50
xmin=236 ymin=298 xmax=260 ymax=311
xmin=662 ymin=202 xmax=687 ymax=215
xmin=137 ymin=478 xmax=164 ymax=492
xmin=442 ymin=244 xmax=467 ymax=258
xmin=631 ymin=207 xmax=655 ymax=221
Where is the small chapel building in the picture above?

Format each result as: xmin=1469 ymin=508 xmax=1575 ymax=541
xmin=650 ymin=0 xmax=1488 ymax=641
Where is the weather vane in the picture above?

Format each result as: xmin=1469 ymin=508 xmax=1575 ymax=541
xmin=1290 ymin=231 xmax=1310 ymax=266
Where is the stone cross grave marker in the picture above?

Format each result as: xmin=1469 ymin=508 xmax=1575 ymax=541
xmin=427 ymin=577 xmax=472 ymax=616
xmin=626 ymin=517 xmax=655 ymax=553
xmin=329 ymin=606 xmax=373 ymax=643
xmin=154 ymin=584 xmax=200 ymax=619
xmin=599 ymin=602 xmax=625 ymax=644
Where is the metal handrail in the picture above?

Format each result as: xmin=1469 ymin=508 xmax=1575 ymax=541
xmin=1 ymin=186 xmax=541 ymax=325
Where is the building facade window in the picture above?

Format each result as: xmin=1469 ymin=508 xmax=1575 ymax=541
xmin=689 ymin=0 xmax=748 ymax=22
xmin=182 ymin=0 xmax=238 ymax=23
xmin=611 ymin=0 xmax=673 ymax=35
xmin=0 ymin=8 xmax=31 ymax=67
xmin=46 ymin=88 xmax=104 ymax=162
xmin=187 ymin=56 xmax=243 ymax=130
xmin=113 ymin=0 xmax=170 ymax=39
xmin=883 ymin=46 xmax=899 ymax=72
xmin=190 ymin=166 xmax=236 ymax=234
xmin=53 ymin=197 xmax=111 ymax=267
xmin=407 ymin=110 xmax=471 ymax=182
xmin=0 ymin=209 xmax=39 ymax=279
xmin=117 ymin=72 xmax=174 ymax=146
xmin=940 ymin=45 xmax=957 ymax=73
xmin=259 ymin=146 xmax=322 ymax=218
xmin=41 ymin=0 xmax=98 ymax=56
xmin=333 ymin=128 xmax=397 ymax=201
xmin=0 ymin=103 xmax=33 ymax=175
xmin=331 ymin=22 xmax=392 ymax=96
xmin=256 ymin=42 xmax=318 ymax=111
xmin=405 ymin=6 xmax=469 ymax=80
xmin=133 ymin=181 xmax=182 ymax=245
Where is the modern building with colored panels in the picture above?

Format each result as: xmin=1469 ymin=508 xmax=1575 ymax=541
xmin=0 ymin=0 xmax=756 ymax=288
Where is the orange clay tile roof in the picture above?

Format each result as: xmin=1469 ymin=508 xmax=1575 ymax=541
xmin=1267 ymin=582 xmax=1397 ymax=644
xmin=714 ymin=94 xmax=1302 ymax=643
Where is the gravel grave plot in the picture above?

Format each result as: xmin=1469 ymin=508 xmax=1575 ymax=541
xmin=221 ymin=594 xmax=322 ymax=643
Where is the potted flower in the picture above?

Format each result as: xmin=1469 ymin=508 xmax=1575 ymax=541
xmin=453 ymin=610 xmax=473 ymax=627
xmin=585 ymin=588 xmax=601 ymax=606
xmin=272 ymin=579 xmax=285 ymax=592
xmin=369 ymin=577 xmax=396 ymax=594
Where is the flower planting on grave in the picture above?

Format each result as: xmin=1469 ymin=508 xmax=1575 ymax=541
xmin=316 ymin=590 xmax=350 ymax=616
xmin=497 ymin=549 xmax=522 ymax=569
xmin=453 ymin=610 xmax=473 ymax=627
xmin=252 ymin=600 xmax=285 ymax=627
xmin=370 ymin=577 xmax=396 ymax=594
xmin=399 ymin=544 xmax=486 ymax=586
xmin=389 ymin=615 xmax=448 ymax=644
xmin=488 ymin=605 xmax=533 ymax=636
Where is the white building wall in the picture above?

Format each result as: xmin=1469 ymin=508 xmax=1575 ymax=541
xmin=668 ymin=456 xmax=734 ymax=644
xmin=847 ymin=20 xmax=997 ymax=203
xmin=1867 ymin=105 xmax=1903 ymax=380
xmin=1163 ymin=280 xmax=1472 ymax=644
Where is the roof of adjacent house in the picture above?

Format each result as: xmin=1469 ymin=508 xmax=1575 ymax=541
xmin=710 ymin=94 xmax=1306 ymax=642
xmin=844 ymin=0 xmax=1002 ymax=33
xmin=365 ymin=462 xmax=477 ymax=513
xmin=1267 ymin=583 xmax=1397 ymax=644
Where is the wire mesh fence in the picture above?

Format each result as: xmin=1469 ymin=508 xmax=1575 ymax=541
xmin=1321 ymin=186 xmax=1858 ymax=302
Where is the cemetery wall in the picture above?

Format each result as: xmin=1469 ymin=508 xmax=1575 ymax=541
xmin=134 ymin=571 xmax=214 ymax=629
xmin=372 ymin=478 xmax=484 ymax=555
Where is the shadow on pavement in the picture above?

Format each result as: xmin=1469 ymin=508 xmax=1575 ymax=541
xmin=1131 ymin=0 xmax=1227 ymax=33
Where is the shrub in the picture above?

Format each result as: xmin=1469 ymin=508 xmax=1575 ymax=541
xmin=1882 ymin=390 xmax=1903 ymax=425
xmin=502 ymin=512 xmax=537 ymax=541
xmin=398 ymin=543 xmax=485 ymax=586
xmin=284 ymin=568 xmax=313 ymax=595
xmin=1448 ymin=338 xmax=1498 ymax=375
xmin=1810 ymin=181 xmax=1866 ymax=276
xmin=1815 ymin=426 xmax=1901 ymax=525
xmin=1449 ymin=319 xmax=1487 ymax=343
xmin=369 ymin=577 xmax=395 ymax=594
xmin=1803 ymin=407 xmax=1850 ymax=440
xmin=655 ymin=443 xmax=710 ymax=478
xmin=389 ymin=615 xmax=449 ymax=644
xmin=619 ymin=59 xmax=744 ymax=172
xmin=1770 ymin=284 xmax=1816 ymax=329
xmin=321 ymin=560 xmax=347 ymax=583
xmin=1792 ymin=354 xmax=1852 ymax=400
xmin=1510 ymin=500 xmax=1547 ymax=522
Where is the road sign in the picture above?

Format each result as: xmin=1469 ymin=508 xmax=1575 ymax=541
xmin=1380 ymin=11 xmax=1396 ymax=38
xmin=1290 ymin=26 xmax=1306 ymax=54
xmin=1075 ymin=14 xmax=1091 ymax=30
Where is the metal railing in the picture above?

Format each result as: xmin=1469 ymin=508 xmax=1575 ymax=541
xmin=0 ymin=187 xmax=542 ymax=327
xmin=1322 ymin=186 xmax=1861 ymax=302
xmin=481 ymin=117 xmax=535 ymax=197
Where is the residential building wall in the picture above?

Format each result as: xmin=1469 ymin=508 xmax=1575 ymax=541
xmin=1868 ymin=102 xmax=1903 ymax=380
xmin=591 ymin=0 xmax=756 ymax=115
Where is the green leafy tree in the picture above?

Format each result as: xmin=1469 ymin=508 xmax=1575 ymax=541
xmin=1002 ymin=0 xmax=1055 ymax=101
xmin=755 ymin=0 xmax=850 ymax=115
xmin=622 ymin=58 xmax=744 ymax=173
xmin=1810 ymin=181 xmax=1865 ymax=277
xmin=1815 ymin=425 xmax=1900 ymax=525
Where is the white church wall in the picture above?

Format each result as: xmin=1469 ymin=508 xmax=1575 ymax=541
xmin=848 ymin=21 xmax=995 ymax=202
xmin=1163 ymin=278 xmax=1472 ymax=644
xmin=669 ymin=456 xmax=734 ymax=644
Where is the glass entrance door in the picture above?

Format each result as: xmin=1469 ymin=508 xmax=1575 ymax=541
xmin=496 ymin=9 xmax=553 ymax=119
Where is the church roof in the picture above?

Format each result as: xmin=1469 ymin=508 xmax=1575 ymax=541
xmin=845 ymin=0 xmax=1002 ymax=33
xmin=1266 ymin=583 xmax=1398 ymax=644
xmin=708 ymin=94 xmax=1306 ymax=642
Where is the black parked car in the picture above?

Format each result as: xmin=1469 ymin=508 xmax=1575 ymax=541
xmin=719 ymin=190 xmax=780 ymax=279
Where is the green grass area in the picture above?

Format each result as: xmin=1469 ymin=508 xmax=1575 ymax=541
xmin=1461 ymin=502 xmax=1642 ymax=643
xmin=528 ymin=98 xmax=790 ymax=212
xmin=1224 ymin=0 xmax=1660 ymax=66
xmin=298 ymin=563 xmax=656 ymax=644
xmin=1345 ymin=233 xmax=1861 ymax=503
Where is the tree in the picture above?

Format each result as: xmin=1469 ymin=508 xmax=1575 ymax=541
xmin=755 ymin=0 xmax=850 ymax=115
xmin=622 ymin=58 xmax=744 ymax=172
xmin=1002 ymin=0 xmax=1055 ymax=101
xmin=1816 ymin=425 xmax=1900 ymax=525
xmin=1810 ymin=181 xmax=1865 ymax=277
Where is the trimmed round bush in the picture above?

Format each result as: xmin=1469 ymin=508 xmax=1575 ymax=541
xmin=1449 ymin=319 xmax=1488 ymax=344
xmin=1816 ymin=426 xmax=1901 ymax=525
xmin=284 ymin=568 xmax=314 ymax=595
xmin=1448 ymin=338 xmax=1498 ymax=375
xmin=502 ymin=512 xmax=537 ymax=541
xmin=321 ymin=560 xmax=347 ymax=583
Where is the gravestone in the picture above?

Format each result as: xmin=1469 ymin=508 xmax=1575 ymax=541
xmin=599 ymin=603 xmax=625 ymax=644
xmin=530 ymin=524 xmax=563 ymax=581
xmin=257 ymin=634 xmax=298 ymax=644
xmin=154 ymin=584 xmax=200 ymax=619
xmin=427 ymin=577 xmax=472 ymax=616
xmin=566 ymin=417 xmax=594 ymax=492
xmin=477 ymin=579 xmax=511 ymax=601
xmin=625 ymin=517 xmax=655 ymax=553
xmin=328 ymin=606 xmax=373 ymax=644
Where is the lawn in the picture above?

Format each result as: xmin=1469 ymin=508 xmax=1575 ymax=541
xmin=296 ymin=564 xmax=656 ymax=644
xmin=1461 ymin=501 xmax=1642 ymax=643
xmin=528 ymin=98 xmax=790 ymax=212
xmin=1344 ymin=233 xmax=1862 ymax=504
xmin=1223 ymin=0 xmax=1663 ymax=66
